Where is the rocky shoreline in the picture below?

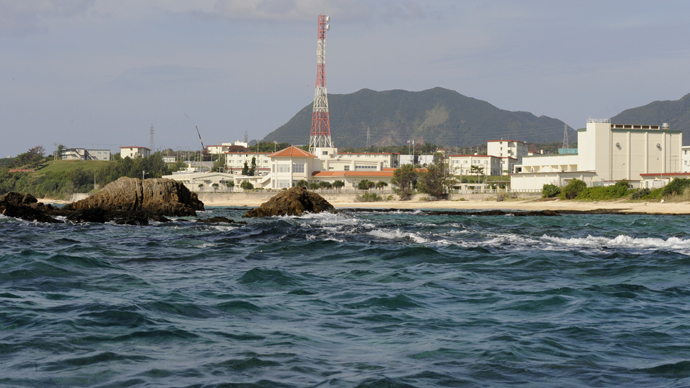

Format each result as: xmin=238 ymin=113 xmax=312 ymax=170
xmin=0 ymin=177 xmax=208 ymax=225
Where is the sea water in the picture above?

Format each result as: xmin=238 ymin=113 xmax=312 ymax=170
xmin=2 ymin=208 xmax=690 ymax=387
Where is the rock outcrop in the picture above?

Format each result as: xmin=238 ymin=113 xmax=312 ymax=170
xmin=61 ymin=177 xmax=204 ymax=217
xmin=243 ymin=186 xmax=336 ymax=217
xmin=0 ymin=192 xmax=61 ymax=223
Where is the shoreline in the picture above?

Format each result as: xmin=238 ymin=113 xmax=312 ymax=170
xmin=36 ymin=197 xmax=690 ymax=215
xmin=201 ymin=198 xmax=690 ymax=215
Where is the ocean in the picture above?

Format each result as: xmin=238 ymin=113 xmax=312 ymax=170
xmin=2 ymin=207 xmax=690 ymax=387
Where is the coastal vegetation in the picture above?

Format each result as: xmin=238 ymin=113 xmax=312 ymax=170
xmin=0 ymin=147 xmax=171 ymax=198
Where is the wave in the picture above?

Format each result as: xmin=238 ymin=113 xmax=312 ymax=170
xmin=541 ymin=234 xmax=690 ymax=252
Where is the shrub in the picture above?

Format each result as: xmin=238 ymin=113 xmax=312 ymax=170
xmin=542 ymin=184 xmax=561 ymax=198
xmin=631 ymin=188 xmax=650 ymax=200
xmin=576 ymin=180 xmax=632 ymax=200
xmin=560 ymin=179 xmax=587 ymax=200
xmin=662 ymin=178 xmax=690 ymax=197
xmin=356 ymin=192 xmax=383 ymax=202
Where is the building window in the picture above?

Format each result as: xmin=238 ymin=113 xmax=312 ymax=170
xmin=277 ymin=164 xmax=290 ymax=173
xmin=293 ymin=163 xmax=305 ymax=173
xmin=344 ymin=166 xmax=350 ymax=171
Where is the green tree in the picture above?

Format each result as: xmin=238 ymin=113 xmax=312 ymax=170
xmin=226 ymin=181 xmax=235 ymax=190
xmin=212 ymin=158 xmax=225 ymax=172
xmin=308 ymin=182 xmax=319 ymax=190
xmin=242 ymin=161 xmax=249 ymax=176
xmin=391 ymin=164 xmax=418 ymax=200
xmin=417 ymin=159 xmax=453 ymax=199
xmin=332 ymin=180 xmax=345 ymax=191
xmin=249 ymin=157 xmax=256 ymax=176
xmin=212 ymin=183 xmax=219 ymax=191
xmin=296 ymin=179 xmax=308 ymax=187
xmin=240 ymin=180 xmax=254 ymax=190
xmin=469 ymin=165 xmax=484 ymax=183
xmin=319 ymin=181 xmax=332 ymax=190
xmin=376 ymin=181 xmax=388 ymax=190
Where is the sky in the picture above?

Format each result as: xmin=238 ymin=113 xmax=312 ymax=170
xmin=2 ymin=0 xmax=690 ymax=158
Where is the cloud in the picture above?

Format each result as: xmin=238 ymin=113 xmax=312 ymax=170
xmin=207 ymin=0 xmax=428 ymax=22
xmin=0 ymin=0 xmax=95 ymax=36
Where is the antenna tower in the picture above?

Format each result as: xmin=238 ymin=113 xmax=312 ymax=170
xmin=562 ymin=123 xmax=569 ymax=149
xmin=366 ymin=127 xmax=371 ymax=149
xmin=244 ymin=131 xmax=248 ymax=144
xmin=309 ymin=14 xmax=332 ymax=153
xmin=149 ymin=124 xmax=155 ymax=151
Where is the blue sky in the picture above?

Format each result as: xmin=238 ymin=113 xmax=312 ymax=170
xmin=2 ymin=0 xmax=689 ymax=157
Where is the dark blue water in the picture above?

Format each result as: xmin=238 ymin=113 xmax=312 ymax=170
xmin=2 ymin=208 xmax=690 ymax=387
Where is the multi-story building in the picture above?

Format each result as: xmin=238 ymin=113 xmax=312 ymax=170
xmin=448 ymin=154 xmax=503 ymax=177
xmin=487 ymin=139 xmax=528 ymax=163
xmin=511 ymin=119 xmax=683 ymax=190
xmin=120 ymin=146 xmax=151 ymax=159
xmin=224 ymin=152 xmax=272 ymax=175
xmin=61 ymin=148 xmax=111 ymax=161
xmin=206 ymin=141 xmax=250 ymax=155
xmin=682 ymin=146 xmax=690 ymax=173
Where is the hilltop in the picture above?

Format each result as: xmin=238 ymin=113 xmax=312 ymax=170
xmin=611 ymin=93 xmax=690 ymax=143
xmin=263 ymin=87 xmax=575 ymax=147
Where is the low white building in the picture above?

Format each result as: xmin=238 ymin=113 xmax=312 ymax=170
xmin=61 ymin=148 xmax=111 ymax=161
xmin=120 ymin=146 xmax=151 ymax=159
xmin=511 ymin=119 xmax=683 ymax=191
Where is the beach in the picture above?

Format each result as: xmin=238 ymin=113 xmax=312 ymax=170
xmin=37 ymin=195 xmax=690 ymax=215
xmin=202 ymin=197 xmax=690 ymax=214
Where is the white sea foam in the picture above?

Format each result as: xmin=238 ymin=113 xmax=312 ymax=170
xmin=541 ymin=234 xmax=690 ymax=252
xmin=368 ymin=228 xmax=430 ymax=244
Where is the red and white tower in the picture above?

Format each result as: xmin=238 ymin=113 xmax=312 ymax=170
xmin=309 ymin=14 xmax=332 ymax=153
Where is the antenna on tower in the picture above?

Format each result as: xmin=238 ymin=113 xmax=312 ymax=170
xmin=309 ymin=14 xmax=333 ymax=154
xmin=562 ymin=123 xmax=569 ymax=149
xmin=149 ymin=124 xmax=155 ymax=151
xmin=244 ymin=131 xmax=248 ymax=144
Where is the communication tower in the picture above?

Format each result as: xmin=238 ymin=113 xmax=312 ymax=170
xmin=309 ymin=14 xmax=332 ymax=153
xmin=562 ymin=123 xmax=569 ymax=149
xmin=149 ymin=124 xmax=155 ymax=151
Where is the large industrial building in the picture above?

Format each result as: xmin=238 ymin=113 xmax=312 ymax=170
xmin=511 ymin=119 xmax=683 ymax=190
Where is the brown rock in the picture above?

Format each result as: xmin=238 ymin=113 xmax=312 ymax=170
xmin=60 ymin=177 xmax=204 ymax=217
xmin=0 ymin=192 xmax=62 ymax=223
xmin=243 ymin=186 xmax=336 ymax=218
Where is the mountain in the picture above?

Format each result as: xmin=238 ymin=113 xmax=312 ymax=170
xmin=611 ymin=93 xmax=690 ymax=144
xmin=263 ymin=87 xmax=573 ymax=148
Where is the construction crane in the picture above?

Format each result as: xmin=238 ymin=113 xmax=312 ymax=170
xmin=184 ymin=112 xmax=206 ymax=162
xmin=194 ymin=124 xmax=205 ymax=151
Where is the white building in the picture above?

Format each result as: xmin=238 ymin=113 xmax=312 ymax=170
xmin=206 ymin=141 xmax=250 ymax=155
xmin=448 ymin=154 xmax=503 ymax=177
xmin=511 ymin=119 xmax=683 ymax=191
xmin=682 ymin=146 xmax=690 ymax=173
xmin=224 ymin=152 xmax=272 ymax=175
xmin=61 ymin=148 xmax=111 ymax=161
xmin=120 ymin=146 xmax=151 ymax=159
xmin=487 ymin=139 xmax=528 ymax=163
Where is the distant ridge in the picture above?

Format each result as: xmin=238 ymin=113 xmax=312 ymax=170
xmin=263 ymin=87 xmax=574 ymax=148
xmin=611 ymin=93 xmax=690 ymax=144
